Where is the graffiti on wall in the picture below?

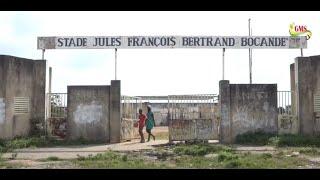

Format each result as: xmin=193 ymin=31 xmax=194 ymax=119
xmin=49 ymin=117 xmax=67 ymax=138
xmin=0 ymin=98 xmax=5 ymax=124
xmin=278 ymin=114 xmax=299 ymax=134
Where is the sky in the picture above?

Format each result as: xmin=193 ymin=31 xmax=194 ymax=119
xmin=0 ymin=11 xmax=319 ymax=96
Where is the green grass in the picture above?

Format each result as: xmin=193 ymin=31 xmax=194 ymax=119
xmin=235 ymin=132 xmax=320 ymax=147
xmin=154 ymin=132 xmax=169 ymax=140
xmin=46 ymin=156 xmax=60 ymax=161
xmin=298 ymin=147 xmax=320 ymax=156
xmin=0 ymin=136 xmax=105 ymax=153
xmin=174 ymin=150 xmax=308 ymax=168
xmin=0 ymin=154 xmax=27 ymax=169
xmin=173 ymin=143 xmax=233 ymax=156
xmin=164 ymin=143 xmax=310 ymax=168
xmin=74 ymin=151 xmax=169 ymax=169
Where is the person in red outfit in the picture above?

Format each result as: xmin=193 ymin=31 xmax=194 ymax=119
xmin=138 ymin=109 xmax=147 ymax=143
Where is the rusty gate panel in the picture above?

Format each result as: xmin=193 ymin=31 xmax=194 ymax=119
xmin=168 ymin=94 xmax=219 ymax=142
xmin=46 ymin=93 xmax=68 ymax=139
xmin=121 ymin=96 xmax=142 ymax=141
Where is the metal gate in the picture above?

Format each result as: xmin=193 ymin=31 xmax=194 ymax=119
xmin=45 ymin=93 xmax=68 ymax=139
xmin=121 ymin=95 xmax=142 ymax=141
xmin=168 ymin=94 xmax=219 ymax=142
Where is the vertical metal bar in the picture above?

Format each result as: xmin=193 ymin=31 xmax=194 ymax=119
xmin=284 ymin=91 xmax=286 ymax=114
xmin=290 ymin=91 xmax=292 ymax=115
xmin=288 ymin=91 xmax=289 ymax=114
xmin=222 ymin=48 xmax=225 ymax=80
xmin=278 ymin=92 xmax=280 ymax=114
xmin=282 ymin=91 xmax=284 ymax=114
xmin=174 ymin=96 xmax=175 ymax=120
xmin=130 ymin=97 xmax=132 ymax=119
xmin=42 ymin=48 xmax=46 ymax=137
xmin=64 ymin=93 xmax=66 ymax=117
xmin=276 ymin=92 xmax=278 ymax=114
xmin=115 ymin=48 xmax=117 ymax=80
xmin=248 ymin=18 xmax=251 ymax=84
xmin=136 ymin=98 xmax=138 ymax=119
xmin=288 ymin=91 xmax=290 ymax=114
xmin=301 ymin=48 xmax=303 ymax=57
xmin=189 ymin=95 xmax=191 ymax=120
xmin=42 ymin=49 xmax=45 ymax=60
xmin=167 ymin=96 xmax=169 ymax=122
xmin=49 ymin=67 xmax=52 ymax=94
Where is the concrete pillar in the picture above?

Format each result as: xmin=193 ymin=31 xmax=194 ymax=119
xmin=219 ymin=80 xmax=231 ymax=144
xmin=110 ymin=80 xmax=121 ymax=143
xmin=295 ymin=56 xmax=320 ymax=135
xmin=290 ymin=63 xmax=296 ymax=116
xmin=295 ymin=57 xmax=313 ymax=135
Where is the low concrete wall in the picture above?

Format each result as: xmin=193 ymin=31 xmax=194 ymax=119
xmin=67 ymin=86 xmax=110 ymax=142
xmin=0 ymin=55 xmax=46 ymax=139
xmin=219 ymin=80 xmax=278 ymax=143
xmin=294 ymin=55 xmax=320 ymax=135
xmin=67 ymin=81 xmax=121 ymax=143
xmin=169 ymin=119 xmax=218 ymax=141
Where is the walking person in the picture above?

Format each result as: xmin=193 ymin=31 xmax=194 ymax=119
xmin=138 ymin=109 xmax=147 ymax=143
xmin=146 ymin=105 xmax=156 ymax=142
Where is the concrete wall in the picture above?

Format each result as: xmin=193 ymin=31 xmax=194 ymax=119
xmin=0 ymin=55 xmax=46 ymax=139
xmin=67 ymin=80 xmax=121 ymax=143
xmin=219 ymin=80 xmax=278 ymax=143
xmin=169 ymin=119 xmax=218 ymax=141
xmin=67 ymin=86 xmax=110 ymax=142
xmin=294 ymin=55 xmax=320 ymax=135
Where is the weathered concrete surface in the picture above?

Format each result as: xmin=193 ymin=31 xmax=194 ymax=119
xmin=67 ymin=86 xmax=110 ymax=142
xmin=110 ymin=80 xmax=121 ymax=143
xmin=278 ymin=114 xmax=299 ymax=134
xmin=219 ymin=80 xmax=231 ymax=143
xmin=290 ymin=63 xmax=296 ymax=116
xmin=295 ymin=55 xmax=320 ymax=135
xmin=219 ymin=81 xmax=278 ymax=143
xmin=169 ymin=119 xmax=218 ymax=141
xmin=0 ymin=55 xmax=46 ymax=139
xmin=0 ymin=98 xmax=5 ymax=124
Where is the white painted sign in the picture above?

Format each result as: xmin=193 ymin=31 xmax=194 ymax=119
xmin=37 ymin=36 xmax=307 ymax=49
xmin=73 ymin=102 xmax=103 ymax=124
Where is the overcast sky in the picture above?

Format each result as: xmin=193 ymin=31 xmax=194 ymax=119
xmin=1 ymin=11 xmax=319 ymax=96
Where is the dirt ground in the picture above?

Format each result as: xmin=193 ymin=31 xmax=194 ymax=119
xmin=1 ymin=127 xmax=169 ymax=168
xmin=2 ymin=139 xmax=168 ymax=160
xmin=2 ymin=126 xmax=320 ymax=169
